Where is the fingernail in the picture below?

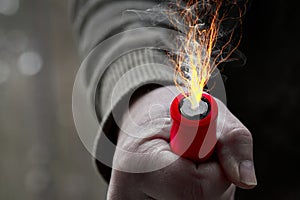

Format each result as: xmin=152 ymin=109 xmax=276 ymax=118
xmin=239 ymin=160 xmax=257 ymax=186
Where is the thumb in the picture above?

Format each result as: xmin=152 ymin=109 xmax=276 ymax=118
xmin=216 ymin=100 xmax=257 ymax=189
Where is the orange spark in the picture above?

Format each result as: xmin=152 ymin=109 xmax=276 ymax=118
xmin=168 ymin=0 xmax=245 ymax=109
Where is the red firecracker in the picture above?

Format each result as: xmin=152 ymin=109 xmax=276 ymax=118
xmin=170 ymin=92 xmax=218 ymax=162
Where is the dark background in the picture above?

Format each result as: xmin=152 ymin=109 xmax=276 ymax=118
xmin=0 ymin=0 xmax=299 ymax=199
xmin=227 ymin=0 xmax=300 ymax=199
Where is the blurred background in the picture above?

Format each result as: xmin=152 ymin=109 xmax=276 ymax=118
xmin=0 ymin=0 xmax=107 ymax=199
xmin=0 ymin=0 xmax=299 ymax=200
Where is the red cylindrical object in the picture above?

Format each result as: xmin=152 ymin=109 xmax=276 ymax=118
xmin=170 ymin=92 xmax=218 ymax=162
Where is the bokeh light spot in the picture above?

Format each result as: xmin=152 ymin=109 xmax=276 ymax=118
xmin=18 ymin=51 xmax=43 ymax=76
xmin=0 ymin=0 xmax=19 ymax=16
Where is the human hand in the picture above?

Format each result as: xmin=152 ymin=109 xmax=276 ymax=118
xmin=107 ymin=86 xmax=257 ymax=200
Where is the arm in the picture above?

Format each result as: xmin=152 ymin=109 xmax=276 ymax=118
xmin=70 ymin=0 xmax=176 ymax=182
xmin=70 ymin=1 xmax=257 ymax=199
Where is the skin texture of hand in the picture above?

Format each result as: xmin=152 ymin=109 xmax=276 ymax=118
xmin=107 ymin=86 xmax=257 ymax=200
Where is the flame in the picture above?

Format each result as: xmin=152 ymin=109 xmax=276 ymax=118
xmin=168 ymin=0 xmax=245 ymax=109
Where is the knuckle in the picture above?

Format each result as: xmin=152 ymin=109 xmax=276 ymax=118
xmin=221 ymin=127 xmax=253 ymax=146
xmin=232 ymin=127 xmax=253 ymax=145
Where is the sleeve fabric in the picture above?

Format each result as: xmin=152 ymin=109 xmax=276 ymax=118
xmin=70 ymin=0 xmax=176 ymax=183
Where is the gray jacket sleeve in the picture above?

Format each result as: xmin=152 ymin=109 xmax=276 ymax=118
xmin=70 ymin=0 xmax=176 ymax=182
